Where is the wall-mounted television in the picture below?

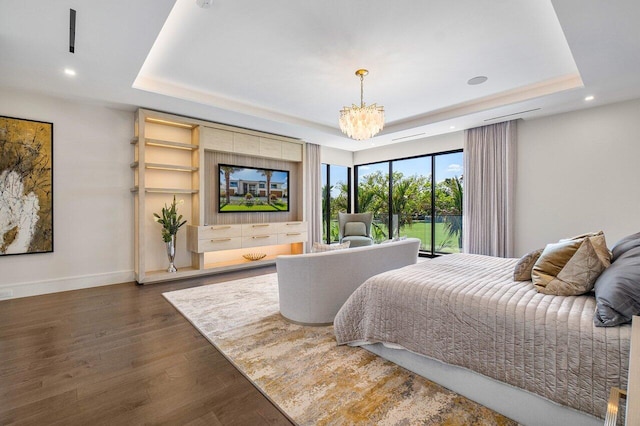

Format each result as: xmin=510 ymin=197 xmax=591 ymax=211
xmin=218 ymin=164 xmax=290 ymax=213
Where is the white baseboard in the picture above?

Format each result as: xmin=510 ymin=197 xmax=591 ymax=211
xmin=0 ymin=270 xmax=135 ymax=300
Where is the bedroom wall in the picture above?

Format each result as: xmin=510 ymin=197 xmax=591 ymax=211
xmin=320 ymin=146 xmax=353 ymax=167
xmin=0 ymin=88 xmax=134 ymax=299
xmin=514 ymin=98 xmax=640 ymax=255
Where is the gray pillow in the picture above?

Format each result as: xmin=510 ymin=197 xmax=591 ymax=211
xmin=593 ymin=246 xmax=640 ymax=327
xmin=611 ymin=231 xmax=640 ymax=262
xmin=344 ymin=222 xmax=366 ymax=237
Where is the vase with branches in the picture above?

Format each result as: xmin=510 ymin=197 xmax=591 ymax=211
xmin=153 ymin=196 xmax=187 ymax=272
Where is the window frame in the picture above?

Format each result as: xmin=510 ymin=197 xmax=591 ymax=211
xmin=354 ymin=148 xmax=463 ymax=257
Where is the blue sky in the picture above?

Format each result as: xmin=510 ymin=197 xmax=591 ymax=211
xmin=221 ymin=167 xmax=288 ymax=187
xmin=322 ymin=152 xmax=462 ymax=197
xmin=356 ymin=152 xmax=463 ymax=183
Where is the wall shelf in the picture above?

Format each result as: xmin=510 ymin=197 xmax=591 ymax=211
xmin=130 ymin=162 xmax=198 ymax=172
xmin=131 ymin=137 xmax=198 ymax=151
xmin=130 ymin=186 xmax=199 ymax=194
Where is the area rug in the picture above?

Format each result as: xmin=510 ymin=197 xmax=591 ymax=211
xmin=163 ymin=274 xmax=516 ymax=426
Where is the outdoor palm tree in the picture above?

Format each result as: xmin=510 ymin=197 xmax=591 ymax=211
xmin=220 ymin=166 xmax=238 ymax=205
xmin=443 ymin=175 xmax=463 ymax=248
xmin=260 ymin=169 xmax=273 ymax=203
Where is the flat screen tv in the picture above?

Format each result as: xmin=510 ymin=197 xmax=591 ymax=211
xmin=218 ymin=164 xmax=290 ymax=213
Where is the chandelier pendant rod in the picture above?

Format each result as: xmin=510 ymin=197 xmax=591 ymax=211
xmin=355 ymin=68 xmax=368 ymax=108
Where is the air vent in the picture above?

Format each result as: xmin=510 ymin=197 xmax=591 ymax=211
xmin=69 ymin=9 xmax=76 ymax=53
xmin=392 ymin=133 xmax=426 ymax=142
xmin=484 ymin=108 xmax=541 ymax=122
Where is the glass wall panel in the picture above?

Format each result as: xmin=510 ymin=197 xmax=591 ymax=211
xmin=321 ymin=164 xmax=351 ymax=243
xmin=328 ymin=165 xmax=349 ymax=243
xmin=434 ymin=152 xmax=464 ymax=253
xmin=391 ymin=157 xmax=432 ymax=251
xmin=356 ymin=162 xmax=389 ymax=243
xmin=355 ymin=150 xmax=462 ymax=255
xmin=321 ymin=165 xmax=328 ymax=243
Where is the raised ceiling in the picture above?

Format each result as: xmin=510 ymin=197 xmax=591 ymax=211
xmin=1 ymin=0 xmax=639 ymax=151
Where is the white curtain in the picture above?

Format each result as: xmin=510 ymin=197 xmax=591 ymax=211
xmin=304 ymin=143 xmax=322 ymax=252
xmin=463 ymin=120 xmax=517 ymax=257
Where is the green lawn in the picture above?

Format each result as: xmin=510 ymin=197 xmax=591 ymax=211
xmin=220 ymin=203 xmax=287 ymax=212
xmin=325 ymin=220 xmax=462 ymax=253
xmin=398 ymin=222 xmax=462 ymax=253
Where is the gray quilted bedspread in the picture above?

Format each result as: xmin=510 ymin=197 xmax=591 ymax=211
xmin=334 ymin=253 xmax=631 ymax=419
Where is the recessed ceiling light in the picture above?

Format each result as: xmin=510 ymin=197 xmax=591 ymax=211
xmin=64 ymin=68 xmax=76 ymax=76
xmin=585 ymin=95 xmax=595 ymax=101
xmin=450 ymin=126 xmax=456 ymax=130
xmin=467 ymin=76 xmax=488 ymax=85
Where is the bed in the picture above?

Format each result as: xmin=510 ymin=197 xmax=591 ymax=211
xmin=334 ymin=253 xmax=632 ymax=425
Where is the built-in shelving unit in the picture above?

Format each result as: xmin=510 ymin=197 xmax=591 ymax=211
xmin=132 ymin=108 xmax=306 ymax=284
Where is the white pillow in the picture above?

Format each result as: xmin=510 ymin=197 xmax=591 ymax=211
xmin=311 ymin=241 xmax=351 ymax=253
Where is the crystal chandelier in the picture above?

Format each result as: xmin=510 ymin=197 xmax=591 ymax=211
xmin=339 ymin=69 xmax=385 ymax=141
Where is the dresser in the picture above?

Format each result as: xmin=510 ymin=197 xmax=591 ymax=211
xmin=187 ymin=221 xmax=307 ymax=269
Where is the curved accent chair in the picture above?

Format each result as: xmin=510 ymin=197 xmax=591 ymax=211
xmin=338 ymin=212 xmax=374 ymax=247
xmin=276 ymin=238 xmax=421 ymax=325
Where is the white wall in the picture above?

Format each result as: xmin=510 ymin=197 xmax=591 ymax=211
xmin=0 ymin=89 xmax=134 ymax=299
xmin=515 ymin=98 xmax=640 ymax=255
xmin=320 ymin=145 xmax=353 ymax=167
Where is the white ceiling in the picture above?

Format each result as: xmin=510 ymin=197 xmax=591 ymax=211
xmin=1 ymin=0 xmax=639 ymax=151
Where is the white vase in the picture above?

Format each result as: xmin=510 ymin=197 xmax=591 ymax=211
xmin=166 ymin=234 xmax=177 ymax=273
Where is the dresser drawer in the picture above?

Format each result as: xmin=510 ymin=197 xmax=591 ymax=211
xmin=242 ymin=223 xmax=279 ymax=237
xmin=278 ymin=231 xmax=308 ymax=244
xmin=197 ymin=236 xmax=242 ymax=252
xmin=277 ymin=221 xmax=307 ymax=234
xmin=198 ymin=224 xmax=242 ymax=239
xmin=241 ymin=234 xmax=278 ymax=248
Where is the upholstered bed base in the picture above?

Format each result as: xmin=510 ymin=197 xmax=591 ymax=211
xmin=361 ymin=342 xmax=602 ymax=426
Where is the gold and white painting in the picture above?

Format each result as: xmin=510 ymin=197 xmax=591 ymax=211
xmin=0 ymin=116 xmax=53 ymax=256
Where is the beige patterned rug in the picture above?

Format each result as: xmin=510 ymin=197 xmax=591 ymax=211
xmin=163 ymin=273 xmax=516 ymax=425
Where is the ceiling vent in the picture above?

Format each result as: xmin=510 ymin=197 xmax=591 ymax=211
xmin=484 ymin=108 xmax=541 ymax=122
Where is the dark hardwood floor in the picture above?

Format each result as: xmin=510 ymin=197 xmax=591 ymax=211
xmin=0 ymin=266 xmax=295 ymax=425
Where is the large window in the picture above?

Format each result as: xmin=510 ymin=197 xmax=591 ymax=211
xmin=355 ymin=150 xmax=463 ymax=255
xmin=321 ymin=164 xmax=351 ymax=243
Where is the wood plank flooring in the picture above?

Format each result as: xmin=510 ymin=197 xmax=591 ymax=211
xmin=0 ymin=266 xmax=294 ymax=425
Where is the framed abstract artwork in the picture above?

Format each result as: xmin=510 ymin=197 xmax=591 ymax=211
xmin=0 ymin=116 xmax=53 ymax=256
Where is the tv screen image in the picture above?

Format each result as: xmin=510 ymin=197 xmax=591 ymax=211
xmin=218 ymin=164 xmax=290 ymax=213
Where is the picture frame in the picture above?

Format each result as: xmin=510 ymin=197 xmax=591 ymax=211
xmin=0 ymin=115 xmax=54 ymax=256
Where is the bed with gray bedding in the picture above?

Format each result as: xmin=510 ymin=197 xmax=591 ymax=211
xmin=334 ymin=253 xmax=632 ymax=421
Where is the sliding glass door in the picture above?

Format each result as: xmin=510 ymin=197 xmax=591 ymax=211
xmin=434 ymin=152 xmax=463 ymax=253
xmin=356 ymin=162 xmax=389 ymax=243
xmin=321 ymin=164 xmax=351 ymax=243
xmin=392 ymin=157 xmax=432 ymax=250
xmin=354 ymin=150 xmax=463 ymax=255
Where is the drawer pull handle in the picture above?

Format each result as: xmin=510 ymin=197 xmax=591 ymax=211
xmin=211 ymin=238 xmax=232 ymax=243
xmin=286 ymin=222 xmax=302 ymax=226
xmin=211 ymin=226 xmax=231 ymax=230
xmin=287 ymin=232 xmax=301 ymax=236
xmin=252 ymin=224 xmax=270 ymax=228
xmin=252 ymin=235 xmax=270 ymax=239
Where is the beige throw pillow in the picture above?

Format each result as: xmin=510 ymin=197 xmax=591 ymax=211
xmin=513 ymin=248 xmax=543 ymax=281
xmin=344 ymin=222 xmax=367 ymax=237
xmin=311 ymin=241 xmax=351 ymax=253
xmin=532 ymin=231 xmax=611 ymax=295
